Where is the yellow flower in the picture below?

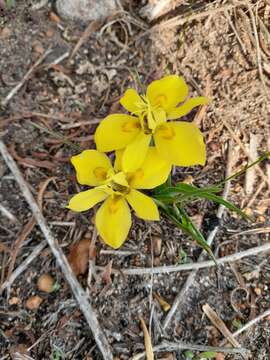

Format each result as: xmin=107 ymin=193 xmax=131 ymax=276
xmin=95 ymin=75 xmax=208 ymax=172
xmin=67 ymin=148 xmax=171 ymax=249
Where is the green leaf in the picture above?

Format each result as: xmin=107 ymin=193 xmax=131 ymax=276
xmin=153 ymin=182 xmax=251 ymax=221
xmin=232 ymin=318 xmax=242 ymax=330
xmin=184 ymin=350 xmax=194 ymax=359
xmin=157 ymin=202 xmax=216 ymax=263
xmin=189 ymin=191 xmax=251 ymax=221
xmin=178 ymin=248 xmax=191 ymax=264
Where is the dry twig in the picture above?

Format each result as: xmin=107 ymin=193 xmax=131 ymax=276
xmin=0 ymin=204 xmax=19 ymax=224
xmin=221 ymin=308 xmax=270 ymax=345
xmin=69 ymin=21 xmax=101 ymax=62
xmin=245 ymin=1 xmax=270 ymax=101
xmin=1 ymin=48 xmax=52 ymax=107
xmin=0 ymin=241 xmax=47 ymax=293
xmin=115 ymin=241 xmax=270 ymax=276
xmin=132 ymin=340 xmax=249 ymax=360
xmin=203 ymin=304 xmax=242 ymax=348
xmin=0 ymin=140 xmax=113 ymax=360
xmin=138 ymin=2 xmax=246 ymax=39
xmin=222 ymin=119 xmax=270 ymax=191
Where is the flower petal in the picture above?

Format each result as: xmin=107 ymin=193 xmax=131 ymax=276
xmin=126 ymin=189 xmax=159 ymax=220
xmin=128 ymin=147 xmax=171 ymax=189
xmin=146 ymin=75 xmax=188 ymax=111
xmin=95 ymin=196 xmax=131 ymax=249
xmin=120 ymin=88 xmax=144 ymax=113
xmin=67 ymin=188 xmax=108 ymax=212
xmin=154 ymin=122 xmax=206 ymax=166
xmin=95 ymin=114 xmax=141 ymax=152
xmin=167 ymin=96 xmax=209 ymax=120
xmin=122 ymin=132 xmax=151 ymax=172
xmin=71 ymin=150 xmax=113 ymax=186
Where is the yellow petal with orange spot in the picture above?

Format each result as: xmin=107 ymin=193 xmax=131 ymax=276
xmin=146 ymin=75 xmax=188 ymax=111
xmin=95 ymin=114 xmax=141 ymax=152
xmin=128 ymin=147 xmax=171 ymax=189
xmin=95 ymin=196 xmax=131 ymax=249
xmin=71 ymin=150 xmax=113 ymax=186
xmin=154 ymin=121 xmax=206 ymax=166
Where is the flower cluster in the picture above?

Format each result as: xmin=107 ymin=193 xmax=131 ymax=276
xmin=68 ymin=75 xmax=208 ymax=248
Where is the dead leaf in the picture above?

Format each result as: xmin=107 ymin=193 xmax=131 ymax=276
xmin=139 ymin=317 xmax=154 ymax=360
xmin=67 ymin=238 xmax=90 ymax=276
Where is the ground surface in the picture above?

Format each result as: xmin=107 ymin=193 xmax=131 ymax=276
xmin=0 ymin=0 xmax=270 ymax=359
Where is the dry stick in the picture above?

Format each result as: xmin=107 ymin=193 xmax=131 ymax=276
xmin=0 ymin=140 xmax=113 ymax=360
xmin=0 ymin=203 xmax=19 ymax=224
xmin=220 ymin=308 xmax=270 ymax=346
xmin=222 ymin=119 xmax=270 ymax=191
xmin=203 ymin=304 xmax=242 ymax=348
xmin=225 ymin=10 xmax=247 ymax=55
xmin=153 ymin=2 xmax=245 ymax=30
xmin=1 ymin=48 xmax=52 ymax=107
xmin=6 ymin=217 xmax=36 ymax=281
xmin=117 ymin=241 xmax=270 ymax=276
xmin=0 ymin=241 xmax=47 ymax=292
xmin=162 ymin=142 xmax=235 ymax=331
xmin=203 ymin=304 xmax=249 ymax=360
xmin=69 ymin=20 xmax=101 ymax=62
xmin=132 ymin=340 xmax=249 ymax=360
xmin=245 ymin=1 xmax=270 ymax=101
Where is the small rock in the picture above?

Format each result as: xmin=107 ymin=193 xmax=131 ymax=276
xmin=25 ymin=295 xmax=43 ymax=310
xmin=33 ymin=42 xmax=44 ymax=55
xmin=0 ymin=27 xmax=12 ymax=39
xmin=9 ymin=297 xmax=21 ymax=305
xmin=56 ymin=0 xmax=117 ymax=22
xmin=37 ymin=274 xmax=55 ymax=293
xmin=254 ymin=287 xmax=262 ymax=296
xmin=46 ymin=28 xmax=55 ymax=38
xmin=257 ymin=215 xmax=265 ymax=223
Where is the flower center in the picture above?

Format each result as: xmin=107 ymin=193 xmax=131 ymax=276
xmin=133 ymin=95 xmax=167 ymax=134
xmin=107 ymin=172 xmax=130 ymax=195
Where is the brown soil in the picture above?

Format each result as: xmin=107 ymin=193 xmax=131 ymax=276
xmin=0 ymin=1 xmax=270 ymax=359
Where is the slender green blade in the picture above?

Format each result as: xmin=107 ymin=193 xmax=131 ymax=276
xmin=156 ymin=201 xmax=216 ymax=263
